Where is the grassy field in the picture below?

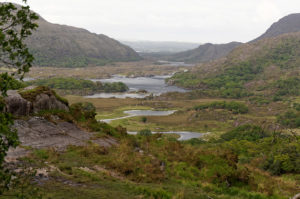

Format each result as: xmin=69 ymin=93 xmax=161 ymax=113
xmin=4 ymin=65 xmax=298 ymax=199
xmin=64 ymin=95 xmax=286 ymax=135
xmin=24 ymin=61 xmax=187 ymax=79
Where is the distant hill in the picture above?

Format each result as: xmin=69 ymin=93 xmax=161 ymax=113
xmin=166 ymin=13 xmax=300 ymax=64
xmin=166 ymin=42 xmax=242 ymax=63
xmin=252 ymin=13 xmax=300 ymax=42
xmin=25 ymin=14 xmax=141 ymax=67
xmin=169 ymin=31 xmax=300 ymax=98
xmin=121 ymin=41 xmax=200 ymax=53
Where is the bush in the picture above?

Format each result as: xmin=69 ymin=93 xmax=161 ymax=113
xmin=0 ymin=73 xmax=25 ymax=95
xmin=69 ymin=102 xmax=97 ymax=123
xmin=221 ymin=125 xmax=269 ymax=141
xmin=263 ymin=142 xmax=300 ymax=175
xmin=274 ymin=77 xmax=300 ymax=96
xmin=138 ymin=129 xmax=152 ymax=136
xmin=277 ymin=110 xmax=300 ymax=128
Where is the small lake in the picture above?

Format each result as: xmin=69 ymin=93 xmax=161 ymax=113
xmin=127 ymin=131 xmax=204 ymax=141
xmin=100 ymin=109 xmax=205 ymax=141
xmin=101 ymin=110 xmax=176 ymax=123
xmin=86 ymin=75 xmax=186 ymax=99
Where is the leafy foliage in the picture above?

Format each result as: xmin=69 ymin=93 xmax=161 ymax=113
xmin=27 ymin=77 xmax=129 ymax=93
xmin=277 ymin=110 xmax=300 ymax=128
xmin=0 ymin=2 xmax=38 ymax=90
xmin=263 ymin=141 xmax=300 ymax=175
xmin=0 ymin=1 xmax=38 ymax=196
xmin=0 ymin=73 xmax=25 ymax=95
xmin=221 ymin=125 xmax=269 ymax=141
xmin=274 ymin=77 xmax=300 ymax=96
xmin=138 ymin=129 xmax=152 ymax=136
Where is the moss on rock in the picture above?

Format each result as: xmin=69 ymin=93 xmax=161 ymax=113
xmin=19 ymin=86 xmax=69 ymax=106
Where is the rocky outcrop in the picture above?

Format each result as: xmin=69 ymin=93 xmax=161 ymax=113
xmin=4 ymin=90 xmax=32 ymax=116
xmin=32 ymin=93 xmax=68 ymax=113
xmin=4 ymin=86 xmax=118 ymax=162
xmin=6 ymin=117 xmax=118 ymax=162
xmin=4 ymin=86 xmax=69 ymax=116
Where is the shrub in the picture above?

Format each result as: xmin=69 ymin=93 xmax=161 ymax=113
xmin=274 ymin=77 xmax=300 ymax=96
xmin=138 ymin=129 xmax=152 ymax=136
xmin=263 ymin=143 xmax=300 ymax=175
xmin=0 ymin=73 xmax=25 ymax=95
xmin=70 ymin=102 xmax=96 ymax=122
xmin=277 ymin=110 xmax=300 ymax=128
xmin=141 ymin=117 xmax=147 ymax=123
xmin=221 ymin=125 xmax=269 ymax=141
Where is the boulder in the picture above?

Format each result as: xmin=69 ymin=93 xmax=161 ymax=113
xmin=4 ymin=90 xmax=32 ymax=116
xmin=33 ymin=93 xmax=68 ymax=113
xmin=4 ymin=86 xmax=69 ymax=116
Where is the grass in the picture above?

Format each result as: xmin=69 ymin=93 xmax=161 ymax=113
xmin=109 ymin=113 xmax=232 ymax=133
xmin=95 ymin=105 xmax=153 ymax=120
xmin=65 ymin=95 xmax=285 ymax=135
xmin=26 ymin=61 xmax=183 ymax=79
xmin=19 ymin=86 xmax=69 ymax=106
xmin=8 ymin=132 xmax=297 ymax=199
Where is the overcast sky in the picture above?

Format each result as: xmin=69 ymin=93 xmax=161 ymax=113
xmin=5 ymin=0 xmax=300 ymax=43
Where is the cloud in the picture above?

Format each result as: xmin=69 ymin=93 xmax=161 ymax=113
xmin=4 ymin=0 xmax=300 ymax=43
xmin=254 ymin=0 xmax=281 ymax=22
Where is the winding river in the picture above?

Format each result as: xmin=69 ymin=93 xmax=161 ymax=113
xmin=100 ymin=109 xmax=204 ymax=141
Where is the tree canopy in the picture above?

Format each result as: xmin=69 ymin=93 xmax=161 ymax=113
xmin=0 ymin=0 xmax=38 ymax=95
xmin=0 ymin=0 xmax=38 ymax=195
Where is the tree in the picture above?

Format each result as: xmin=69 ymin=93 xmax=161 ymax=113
xmin=0 ymin=0 xmax=38 ymax=95
xmin=0 ymin=0 xmax=38 ymax=194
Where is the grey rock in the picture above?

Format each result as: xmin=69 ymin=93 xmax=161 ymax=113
xmin=33 ymin=93 xmax=68 ymax=113
xmin=4 ymin=87 xmax=69 ymax=116
xmin=6 ymin=117 xmax=117 ymax=162
xmin=4 ymin=90 xmax=32 ymax=116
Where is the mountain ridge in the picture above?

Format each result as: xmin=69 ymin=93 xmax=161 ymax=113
xmin=20 ymin=5 xmax=142 ymax=67
xmin=252 ymin=13 xmax=300 ymax=42
xmin=167 ymin=41 xmax=242 ymax=63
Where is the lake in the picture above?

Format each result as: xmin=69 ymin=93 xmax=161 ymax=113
xmin=86 ymin=75 xmax=186 ymax=98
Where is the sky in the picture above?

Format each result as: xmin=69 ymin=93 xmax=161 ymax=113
xmin=5 ymin=0 xmax=300 ymax=43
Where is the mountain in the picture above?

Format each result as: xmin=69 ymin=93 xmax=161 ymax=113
xmin=253 ymin=13 xmax=300 ymax=42
xmin=167 ymin=42 xmax=242 ymax=63
xmin=169 ymin=31 xmax=300 ymax=98
xmin=166 ymin=13 xmax=300 ymax=64
xmin=25 ymin=15 xmax=141 ymax=67
xmin=121 ymin=41 xmax=200 ymax=53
